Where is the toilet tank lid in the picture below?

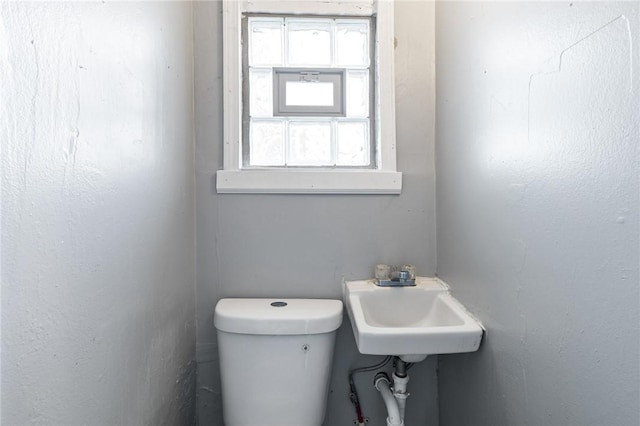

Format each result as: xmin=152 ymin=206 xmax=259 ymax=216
xmin=214 ymin=298 xmax=343 ymax=335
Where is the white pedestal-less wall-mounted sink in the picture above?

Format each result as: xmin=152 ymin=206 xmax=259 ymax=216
xmin=344 ymin=277 xmax=484 ymax=362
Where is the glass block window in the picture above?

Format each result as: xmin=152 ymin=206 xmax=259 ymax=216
xmin=243 ymin=16 xmax=373 ymax=168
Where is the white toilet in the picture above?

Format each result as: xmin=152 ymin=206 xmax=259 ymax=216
xmin=214 ymin=298 xmax=343 ymax=426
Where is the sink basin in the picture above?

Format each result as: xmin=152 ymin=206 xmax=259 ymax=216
xmin=344 ymin=277 xmax=483 ymax=362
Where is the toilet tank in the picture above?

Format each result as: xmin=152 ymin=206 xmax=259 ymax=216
xmin=214 ymin=298 xmax=343 ymax=426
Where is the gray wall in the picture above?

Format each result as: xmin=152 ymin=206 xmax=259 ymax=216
xmin=1 ymin=2 xmax=196 ymax=424
xmin=193 ymin=2 xmax=438 ymax=425
xmin=435 ymin=2 xmax=639 ymax=425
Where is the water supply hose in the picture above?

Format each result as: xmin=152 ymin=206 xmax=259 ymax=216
xmin=348 ymin=356 xmax=392 ymax=425
xmin=349 ymin=380 xmax=365 ymax=425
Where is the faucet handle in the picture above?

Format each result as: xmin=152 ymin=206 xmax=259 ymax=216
xmin=401 ymin=264 xmax=416 ymax=280
xmin=375 ymin=264 xmax=391 ymax=280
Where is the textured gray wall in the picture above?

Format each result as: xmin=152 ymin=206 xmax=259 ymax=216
xmin=435 ymin=2 xmax=639 ymax=425
xmin=193 ymin=2 xmax=438 ymax=425
xmin=1 ymin=2 xmax=196 ymax=424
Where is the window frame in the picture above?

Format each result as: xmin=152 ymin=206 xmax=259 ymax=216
xmin=218 ymin=0 xmax=401 ymax=194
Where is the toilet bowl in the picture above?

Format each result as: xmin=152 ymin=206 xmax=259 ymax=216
xmin=214 ymin=298 xmax=343 ymax=426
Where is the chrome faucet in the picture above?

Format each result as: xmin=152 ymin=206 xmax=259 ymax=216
xmin=374 ymin=264 xmax=416 ymax=287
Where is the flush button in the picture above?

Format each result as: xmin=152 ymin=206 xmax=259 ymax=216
xmin=270 ymin=301 xmax=287 ymax=307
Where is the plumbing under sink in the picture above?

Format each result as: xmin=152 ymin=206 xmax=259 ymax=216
xmin=344 ymin=277 xmax=484 ymax=362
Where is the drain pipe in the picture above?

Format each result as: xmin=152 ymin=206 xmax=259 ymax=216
xmin=392 ymin=373 xmax=409 ymax=421
xmin=374 ymin=373 xmax=404 ymax=426
xmin=392 ymin=360 xmax=410 ymax=421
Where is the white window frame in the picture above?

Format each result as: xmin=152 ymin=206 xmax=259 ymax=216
xmin=217 ymin=0 xmax=401 ymax=194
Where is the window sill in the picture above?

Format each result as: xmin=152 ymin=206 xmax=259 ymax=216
xmin=216 ymin=169 xmax=402 ymax=194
